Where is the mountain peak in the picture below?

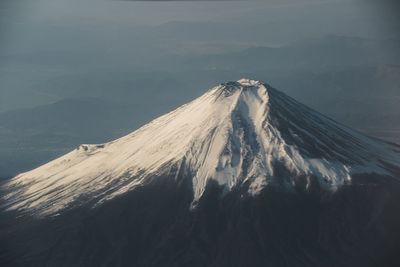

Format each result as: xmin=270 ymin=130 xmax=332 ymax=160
xmin=237 ymin=78 xmax=262 ymax=86
xmin=3 ymin=80 xmax=400 ymax=216
xmin=221 ymin=78 xmax=263 ymax=87
xmin=216 ymin=79 xmax=266 ymax=96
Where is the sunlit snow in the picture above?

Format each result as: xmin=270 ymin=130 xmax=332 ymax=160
xmin=3 ymin=79 xmax=400 ymax=216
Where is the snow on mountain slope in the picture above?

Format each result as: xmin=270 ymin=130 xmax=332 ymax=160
xmin=3 ymin=79 xmax=400 ymax=216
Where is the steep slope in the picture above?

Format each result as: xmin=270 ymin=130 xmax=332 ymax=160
xmin=2 ymin=79 xmax=400 ymax=216
xmin=1 ymin=79 xmax=400 ymax=267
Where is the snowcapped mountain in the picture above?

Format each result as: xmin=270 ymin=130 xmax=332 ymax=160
xmin=3 ymin=79 xmax=400 ymax=216
xmin=1 ymin=79 xmax=400 ymax=267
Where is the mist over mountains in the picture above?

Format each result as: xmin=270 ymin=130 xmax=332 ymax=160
xmin=1 ymin=1 xmax=399 ymax=179
xmin=1 ymin=2 xmax=400 ymax=266
xmin=1 ymin=35 xmax=399 ymax=178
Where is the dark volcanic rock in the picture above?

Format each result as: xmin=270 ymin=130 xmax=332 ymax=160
xmin=1 ymin=172 xmax=400 ymax=267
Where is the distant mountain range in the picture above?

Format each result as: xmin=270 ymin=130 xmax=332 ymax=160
xmin=1 ymin=36 xmax=399 ymax=178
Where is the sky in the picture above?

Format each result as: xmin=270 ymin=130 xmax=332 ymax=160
xmin=1 ymin=0 xmax=398 ymax=111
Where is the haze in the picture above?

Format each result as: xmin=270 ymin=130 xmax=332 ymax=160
xmin=0 ymin=0 xmax=399 ymax=178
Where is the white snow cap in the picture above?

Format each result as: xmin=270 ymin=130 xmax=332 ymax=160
xmin=3 ymin=79 xmax=400 ymax=216
xmin=237 ymin=78 xmax=261 ymax=86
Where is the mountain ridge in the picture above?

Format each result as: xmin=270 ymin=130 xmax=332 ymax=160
xmin=2 ymin=79 xmax=400 ymax=216
xmin=2 ymin=79 xmax=400 ymax=267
